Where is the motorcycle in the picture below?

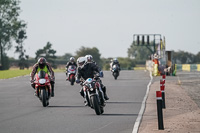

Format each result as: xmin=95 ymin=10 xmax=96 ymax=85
xmin=34 ymin=71 xmax=52 ymax=107
xmin=66 ymin=65 xmax=76 ymax=85
xmin=81 ymin=76 xmax=105 ymax=115
xmin=112 ymin=64 xmax=120 ymax=80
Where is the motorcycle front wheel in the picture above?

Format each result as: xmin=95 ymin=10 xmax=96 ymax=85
xmin=41 ymin=89 xmax=48 ymax=107
xmin=69 ymin=75 xmax=75 ymax=85
xmin=113 ymin=72 xmax=118 ymax=80
xmin=91 ymin=95 xmax=101 ymax=115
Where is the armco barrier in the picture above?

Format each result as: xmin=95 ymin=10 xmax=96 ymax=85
xmin=182 ymin=64 xmax=190 ymax=71
xmin=176 ymin=64 xmax=200 ymax=72
xmin=190 ymin=64 xmax=197 ymax=71
xmin=197 ymin=64 xmax=200 ymax=71
xmin=176 ymin=64 xmax=182 ymax=71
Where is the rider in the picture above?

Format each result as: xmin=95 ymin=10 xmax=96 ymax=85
xmin=30 ymin=57 xmax=55 ymax=97
xmin=85 ymin=55 xmax=93 ymax=63
xmin=75 ymin=57 xmax=109 ymax=103
xmin=65 ymin=57 xmax=77 ymax=80
xmin=110 ymin=58 xmax=121 ymax=71
xmin=85 ymin=54 xmax=104 ymax=77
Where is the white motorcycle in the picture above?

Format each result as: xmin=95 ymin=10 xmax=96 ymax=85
xmin=66 ymin=65 xmax=76 ymax=85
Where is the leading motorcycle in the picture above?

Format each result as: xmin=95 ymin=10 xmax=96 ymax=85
xmin=66 ymin=65 xmax=76 ymax=85
xmin=81 ymin=76 xmax=105 ymax=115
xmin=34 ymin=71 xmax=52 ymax=107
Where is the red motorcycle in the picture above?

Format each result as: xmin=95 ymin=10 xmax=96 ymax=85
xmin=34 ymin=71 xmax=52 ymax=107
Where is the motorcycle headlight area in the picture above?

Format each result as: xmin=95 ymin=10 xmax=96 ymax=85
xmin=90 ymin=82 xmax=97 ymax=91
xmin=85 ymin=82 xmax=96 ymax=91
xmin=39 ymin=79 xmax=46 ymax=84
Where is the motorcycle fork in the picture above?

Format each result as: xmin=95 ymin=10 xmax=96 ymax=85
xmin=37 ymin=87 xmax=41 ymax=96
xmin=98 ymin=86 xmax=105 ymax=100
xmin=45 ymin=86 xmax=50 ymax=99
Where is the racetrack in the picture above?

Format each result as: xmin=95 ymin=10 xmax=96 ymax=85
xmin=0 ymin=70 xmax=150 ymax=133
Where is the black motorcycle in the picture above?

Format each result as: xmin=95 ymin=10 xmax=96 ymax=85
xmin=81 ymin=76 xmax=105 ymax=115
xmin=112 ymin=64 xmax=120 ymax=80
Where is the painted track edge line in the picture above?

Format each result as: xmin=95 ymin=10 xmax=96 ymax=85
xmin=132 ymin=71 xmax=153 ymax=133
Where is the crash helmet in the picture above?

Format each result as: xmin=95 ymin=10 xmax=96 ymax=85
xmin=77 ymin=57 xmax=87 ymax=68
xmin=85 ymin=55 xmax=93 ymax=62
xmin=70 ymin=57 xmax=75 ymax=62
xmin=113 ymin=58 xmax=118 ymax=63
xmin=37 ymin=57 xmax=47 ymax=69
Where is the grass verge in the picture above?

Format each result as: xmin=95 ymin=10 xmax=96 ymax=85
xmin=0 ymin=69 xmax=65 ymax=79
xmin=0 ymin=69 xmax=32 ymax=79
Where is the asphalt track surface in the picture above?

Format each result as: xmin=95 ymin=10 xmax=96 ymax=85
xmin=0 ymin=70 xmax=150 ymax=133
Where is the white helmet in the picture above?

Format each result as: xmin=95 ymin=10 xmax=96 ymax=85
xmin=70 ymin=57 xmax=75 ymax=62
xmin=85 ymin=55 xmax=93 ymax=62
xmin=113 ymin=58 xmax=118 ymax=63
xmin=77 ymin=57 xmax=87 ymax=68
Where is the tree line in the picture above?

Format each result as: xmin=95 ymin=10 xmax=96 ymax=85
xmin=1 ymin=0 xmax=200 ymax=70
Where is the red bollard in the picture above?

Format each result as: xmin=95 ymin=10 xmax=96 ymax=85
xmin=156 ymin=91 xmax=164 ymax=130
xmin=160 ymin=79 xmax=165 ymax=90
xmin=162 ymin=75 xmax=166 ymax=83
xmin=160 ymin=81 xmax=166 ymax=109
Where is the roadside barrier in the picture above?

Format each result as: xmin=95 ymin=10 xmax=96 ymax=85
xmin=162 ymin=75 xmax=166 ymax=82
xmin=160 ymin=80 xmax=166 ymax=109
xmin=156 ymin=91 xmax=164 ymax=130
xmin=176 ymin=64 xmax=200 ymax=71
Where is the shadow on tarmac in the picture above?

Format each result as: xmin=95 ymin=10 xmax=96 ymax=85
xmin=48 ymin=105 xmax=85 ymax=108
xmin=107 ymin=101 xmax=141 ymax=104
xmin=102 ymin=113 xmax=138 ymax=116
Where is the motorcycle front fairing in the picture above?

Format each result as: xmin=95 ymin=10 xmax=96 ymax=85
xmin=112 ymin=64 xmax=119 ymax=72
xmin=67 ymin=65 xmax=76 ymax=74
xmin=84 ymin=78 xmax=105 ymax=105
xmin=35 ymin=71 xmax=51 ymax=87
xmin=34 ymin=71 xmax=51 ymax=97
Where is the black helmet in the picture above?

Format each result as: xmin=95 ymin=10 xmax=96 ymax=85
xmin=37 ymin=57 xmax=47 ymax=69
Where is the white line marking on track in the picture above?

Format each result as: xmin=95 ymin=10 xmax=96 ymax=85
xmin=132 ymin=71 xmax=153 ymax=133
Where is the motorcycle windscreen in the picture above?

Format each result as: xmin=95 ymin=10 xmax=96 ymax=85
xmin=38 ymin=71 xmax=46 ymax=78
xmin=113 ymin=65 xmax=119 ymax=70
xmin=68 ymin=65 xmax=76 ymax=71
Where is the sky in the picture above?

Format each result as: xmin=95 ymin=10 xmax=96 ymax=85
xmin=7 ymin=0 xmax=200 ymax=58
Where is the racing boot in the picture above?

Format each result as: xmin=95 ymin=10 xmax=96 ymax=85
xmin=66 ymin=73 xmax=68 ymax=81
xmin=34 ymin=89 xmax=37 ymax=97
xmin=79 ymin=88 xmax=84 ymax=98
xmin=84 ymin=99 xmax=88 ymax=106
xmin=102 ymin=85 xmax=109 ymax=100
xmin=51 ymin=82 xmax=54 ymax=97
xmin=104 ymin=93 xmax=109 ymax=101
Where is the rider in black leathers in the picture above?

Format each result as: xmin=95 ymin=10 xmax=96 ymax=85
xmin=76 ymin=57 xmax=109 ymax=101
